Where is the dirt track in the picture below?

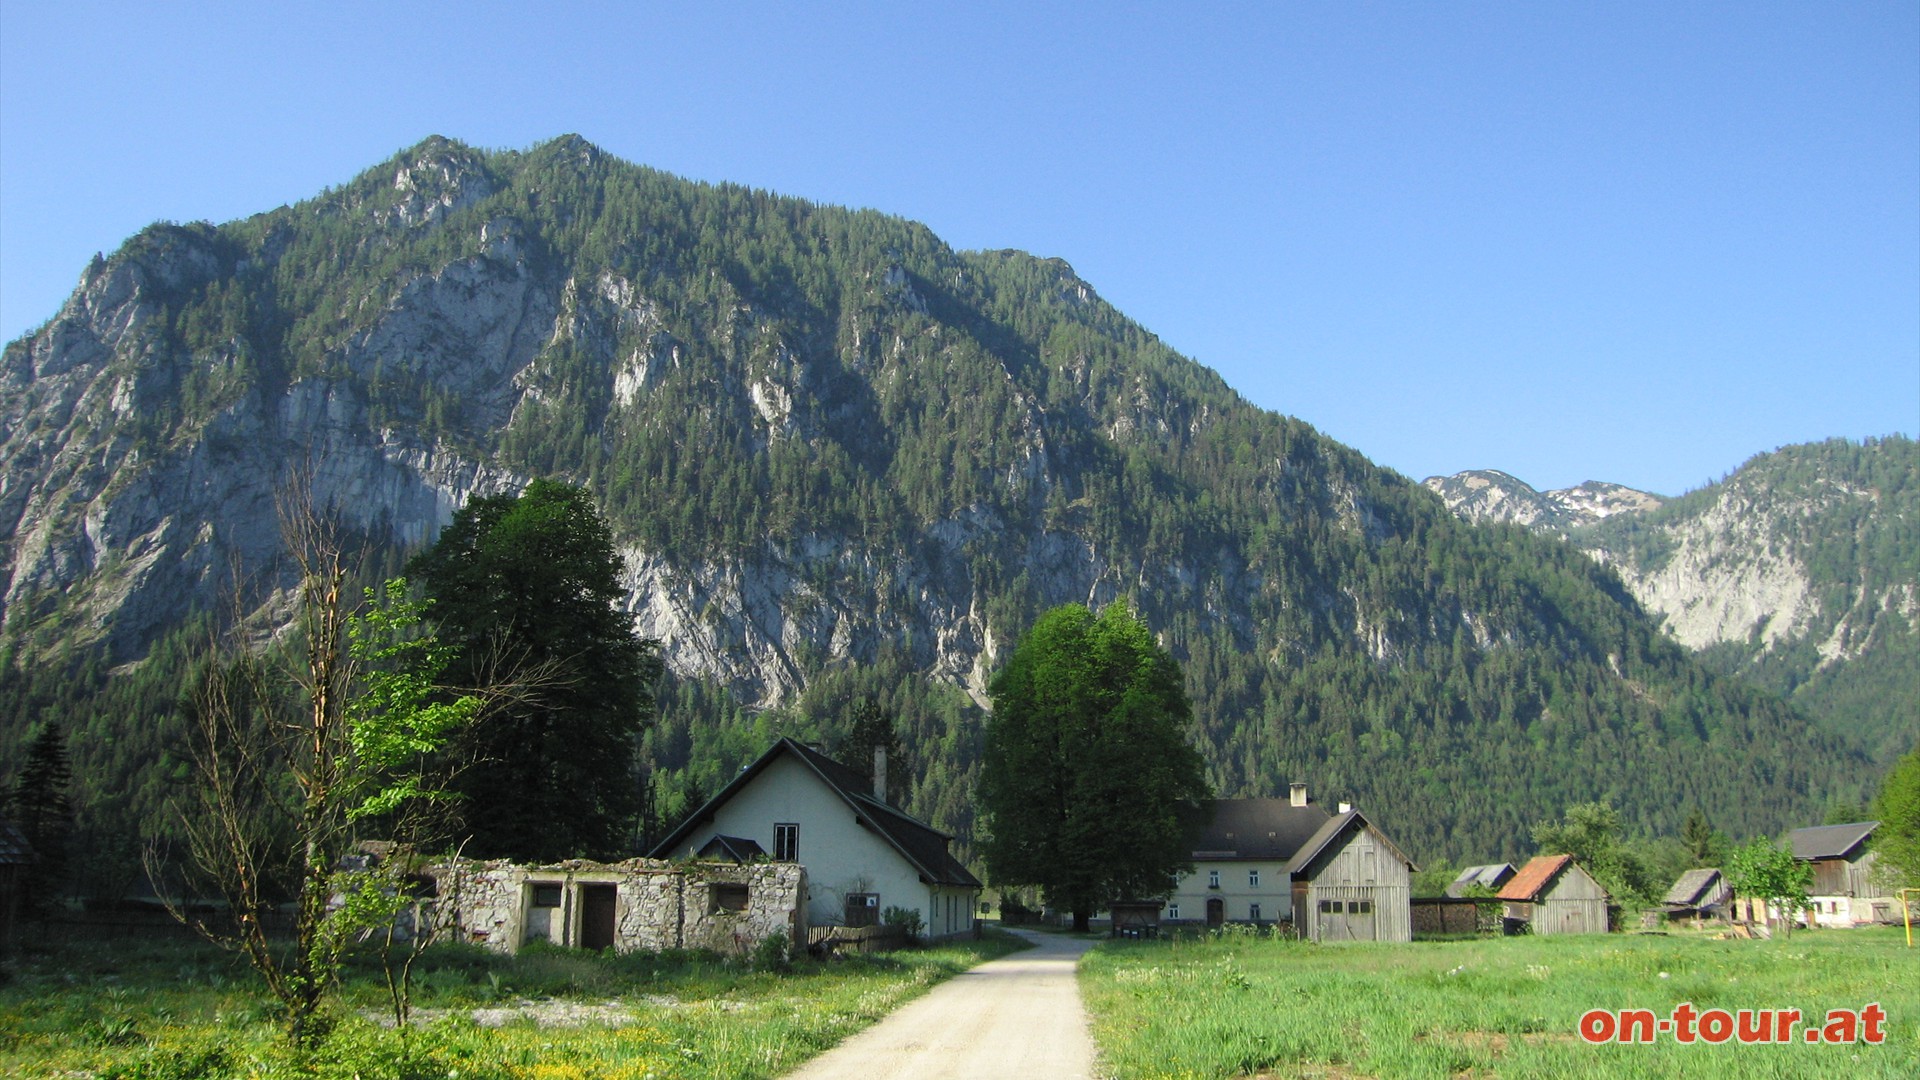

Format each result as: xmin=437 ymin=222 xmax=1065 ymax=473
xmin=780 ymin=928 xmax=1097 ymax=1080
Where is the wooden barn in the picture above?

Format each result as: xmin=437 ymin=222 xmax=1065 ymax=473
xmin=1497 ymin=854 xmax=1610 ymax=935
xmin=1789 ymin=821 xmax=1894 ymax=927
xmin=1289 ymin=808 xmax=1416 ymax=943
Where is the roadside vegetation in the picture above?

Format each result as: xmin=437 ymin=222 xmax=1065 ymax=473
xmin=0 ymin=929 xmax=1026 ymax=1079
xmin=1080 ymin=925 xmax=1916 ymax=1079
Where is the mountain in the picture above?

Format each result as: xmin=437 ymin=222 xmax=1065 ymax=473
xmin=1576 ymin=439 xmax=1919 ymax=762
xmin=1426 ymin=439 xmax=1918 ymax=764
xmin=0 ymin=136 xmax=1872 ymax=878
xmin=1422 ymin=471 xmax=1665 ymax=531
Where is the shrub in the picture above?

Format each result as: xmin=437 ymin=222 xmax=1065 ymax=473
xmin=753 ymin=931 xmax=792 ymax=972
xmin=882 ymin=906 xmax=924 ymax=943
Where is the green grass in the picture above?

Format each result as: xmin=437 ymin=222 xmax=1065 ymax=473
xmin=0 ymin=928 xmax=1027 ymax=1079
xmin=1080 ymin=926 xmax=1918 ymax=1079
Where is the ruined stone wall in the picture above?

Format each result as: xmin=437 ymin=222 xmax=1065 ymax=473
xmin=426 ymin=858 xmax=805 ymax=955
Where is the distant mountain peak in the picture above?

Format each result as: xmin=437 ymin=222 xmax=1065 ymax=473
xmin=1423 ymin=469 xmax=1664 ymax=530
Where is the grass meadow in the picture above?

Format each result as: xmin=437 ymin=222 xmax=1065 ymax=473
xmin=0 ymin=928 xmax=1026 ymax=1079
xmin=1079 ymin=925 xmax=1917 ymax=1079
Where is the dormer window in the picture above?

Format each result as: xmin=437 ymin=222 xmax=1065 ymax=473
xmin=775 ymin=823 xmax=798 ymax=861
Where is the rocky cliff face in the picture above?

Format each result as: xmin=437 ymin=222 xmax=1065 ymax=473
xmin=1422 ymin=470 xmax=1664 ymax=531
xmin=1427 ymin=442 xmax=1919 ymax=760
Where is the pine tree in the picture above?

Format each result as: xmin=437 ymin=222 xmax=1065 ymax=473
xmin=9 ymin=723 xmax=74 ymax=909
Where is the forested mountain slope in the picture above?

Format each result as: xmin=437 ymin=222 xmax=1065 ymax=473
xmin=0 ymin=136 xmax=1871 ymax=877
xmin=1572 ymin=437 xmax=1919 ymax=762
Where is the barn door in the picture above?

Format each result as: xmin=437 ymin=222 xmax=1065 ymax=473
xmin=580 ymin=884 xmax=617 ymax=950
xmin=1316 ymin=891 xmax=1377 ymax=941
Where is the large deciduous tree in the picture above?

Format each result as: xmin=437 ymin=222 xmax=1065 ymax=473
xmin=412 ymin=480 xmax=662 ymax=861
xmin=978 ymin=602 xmax=1210 ymax=931
xmin=1725 ymin=836 xmax=1812 ymax=938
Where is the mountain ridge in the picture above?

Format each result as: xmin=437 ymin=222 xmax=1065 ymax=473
xmin=0 ymin=135 xmax=1873 ymax=873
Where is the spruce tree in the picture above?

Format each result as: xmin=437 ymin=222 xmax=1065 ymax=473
xmin=9 ymin=723 xmax=74 ymax=908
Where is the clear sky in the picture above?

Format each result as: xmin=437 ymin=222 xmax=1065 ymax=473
xmin=3 ymin=2 xmax=1914 ymax=496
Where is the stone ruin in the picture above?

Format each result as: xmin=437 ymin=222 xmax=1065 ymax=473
xmin=424 ymin=856 xmax=805 ymax=955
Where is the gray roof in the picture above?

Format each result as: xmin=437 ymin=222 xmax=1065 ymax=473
xmin=1182 ymin=798 xmax=1334 ymax=861
xmin=1446 ymin=863 xmax=1516 ymax=896
xmin=1663 ymin=868 xmax=1724 ymax=907
xmin=1787 ymin=821 xmax=1878 ymax=861
xmin=1286 ymin=808 xmax=1417 ymax=876
xmin=0 ymin=820 xmax=31 ymax=865
xmin=697 ymin=835 xmax=766 ymax=862
xmin=651 ymin=738 xmax=981 ymax=888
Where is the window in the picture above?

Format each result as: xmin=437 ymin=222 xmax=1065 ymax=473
xmin=1319 ymin=900 xmax=1334 ymax=914
xmin=1249 ymin=903 xmax=1262 ymax=922
xmin=774 ymin=823 xmax=799 ymax=861
xmin=531 ymin=883 xmax=563 ymax=908
xmin=1207 ymin=870 xmax=1220 ymax=889
xmin=710 ymin=883 xmax=750 ymax=913
xmin=1357 ymin=900 xmax=1372 ymax=915
xmin=1167 ymin=903 xmax=1180 ymax=920
xmin=1248 ymin=869 xmax=1260 ymax=888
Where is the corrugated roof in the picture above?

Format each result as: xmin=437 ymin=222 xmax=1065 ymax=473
xmin=1446 ymin=863 xmax=1515 ymax=897
xmin=651 ymin=738 xmax=981 ymax=888
xmin=1497 ymin=854 xmax=1573 ymax=902
xmin=1181 ymin=798 xmax=1332 ymax=860
xmin=1787 ymin=821 xmax=1878 ymax=861
xmin=1663 ymin=868 xmax=1722 ymax=907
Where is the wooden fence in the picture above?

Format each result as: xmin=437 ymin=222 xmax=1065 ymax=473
xmin=806 ymin=924 xmax=909 ymax=954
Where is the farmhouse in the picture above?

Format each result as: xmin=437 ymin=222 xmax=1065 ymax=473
xmin=1497 ymin=854 xmax=1610 ymax=935
xmin=1164 ymin=784 xmax=1415 ymax=942
xmin=1788 ymin=821 xmax=1895 ymax=927
xmin=651 ymin=738 xmax=981 ymax=941
xmin=1661 ymin=867 xmax=1731 ymax=922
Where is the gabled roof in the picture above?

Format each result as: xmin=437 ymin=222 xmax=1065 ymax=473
xmin=697 ymin=835 xmax=765 ymax=862
xmin=1787 ymin=821 xmax=1878 ymax=861
xmin=1286 ymin=808 xmax=1418 ymax=876
xmin=1182 ymin=798 xmax=1334 ymax=861
xmin=650 ymin=737 xmax=981 ymax=888
xmin=1498 ymin=854 xmax=1596 ymax=902
xmin=1663 ymin=867 xmax=1723 ymax=907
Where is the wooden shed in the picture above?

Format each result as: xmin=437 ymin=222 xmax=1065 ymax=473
xmin=1498 ymin=854 xmax=1609 ymax=935
xmin=1788 ymin=822 xmax=1894 ymax=927
xmin=1662 ymin=868 xmax=1731 ymax=922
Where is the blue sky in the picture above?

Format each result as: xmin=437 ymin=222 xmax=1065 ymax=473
xmin=3 ymin=2 xmax=1914 ymax=495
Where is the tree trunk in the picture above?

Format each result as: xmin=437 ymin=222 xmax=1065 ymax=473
xmin=1073 ymin=907 xmax=1091 ymax=933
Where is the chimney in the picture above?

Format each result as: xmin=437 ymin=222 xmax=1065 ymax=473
xmin=1289 ymin=782 xmax=1307 ymax=808
xmin=1338 ymin=801 xmax=1353 ymax=814
xmin=874 ymin=747 xmax=888 ymax=803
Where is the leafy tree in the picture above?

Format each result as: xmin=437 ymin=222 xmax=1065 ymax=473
xmin=7 ymin=722 xmax=75 ymax=910
xmin=412 ymin=480 xmax=663 ymax=861
xmin=162 ymin=486 xmax=491 ymax=1047
xmin=1725 ymin=836 xmax=1812 ymax=938
xmin=1532 ymin=801 xmax=1655 ymax=904
xmin=1870 ymin=746 xmax=1920 ymax=887
xmin=978 ymin=603 xmax=1210 ymax=931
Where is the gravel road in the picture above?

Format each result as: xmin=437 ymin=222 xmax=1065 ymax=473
xmin=780 ymin=928 xmax=1098 ymax=1080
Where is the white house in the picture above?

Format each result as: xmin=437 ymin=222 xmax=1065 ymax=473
xmin=651 ymin=738 xmax=982 ymax=941
xmin=1164 ymin=784 xmax=1415 ymax=942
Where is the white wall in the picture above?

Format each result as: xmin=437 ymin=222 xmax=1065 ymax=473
xmin=1167 ymin=860 xmax=1293 ymax=923
xmin=682 ymin=754 xmax=931 ymax=932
